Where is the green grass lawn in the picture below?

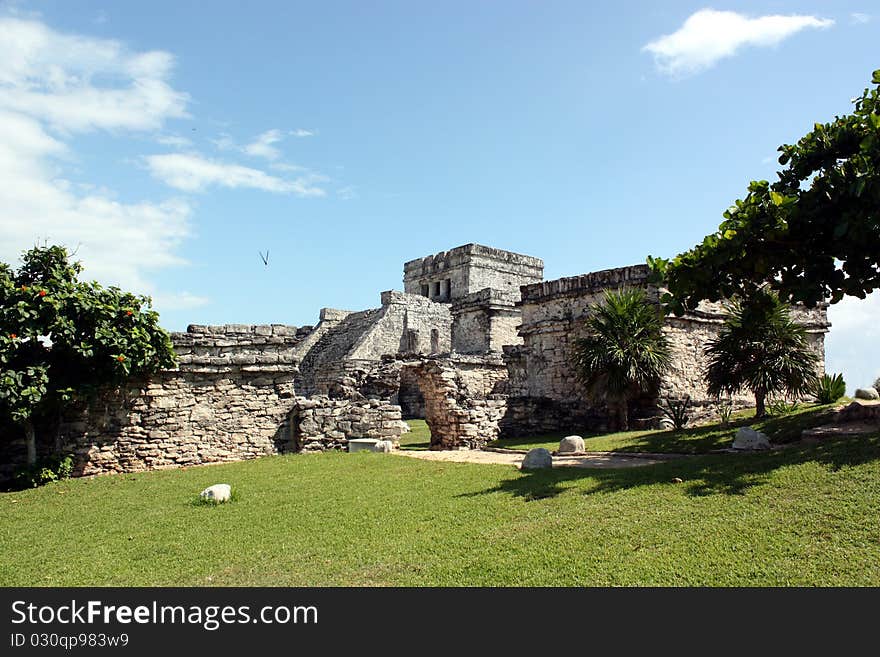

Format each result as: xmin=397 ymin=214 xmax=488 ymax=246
xmin=490 ymin=402 xmax=843 ymax=454
xmin=399 ymin=418 xmax=431 ymax=450
xmin=1 ymin=406 xmax=878 ymax=586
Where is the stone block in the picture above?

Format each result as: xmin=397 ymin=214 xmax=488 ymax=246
xmin=348 ymin=438 xmax=380 ymax=453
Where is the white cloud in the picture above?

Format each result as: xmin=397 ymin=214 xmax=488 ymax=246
xmin=851 ymin=13 xmax=871 ymax=25
xmin=152 ymin=290 xmax=210 ymax=311
xmin=243 ymin=128 xmax=283 ymax=160
xmin=0 ymin=16 xmax=202 ymax=312
xmin=825 ymin=292 xmax=880 ymax=394
xmin=643 ymin=9 xmax=834 ymax=77
xmin=271 ymin=162 xmax=308 ymax=173
xmin=146 ymin=152 xmax=327 ymax=196
xmin=156 ymin=134 xmax=192 ymax=148
xmin=211 ymin=132 xmax=236 ymax=151
xmin=291 ymin=128 xmax=314 ymax=138
xmin=0 ymin=16 xmax=189 ymax=131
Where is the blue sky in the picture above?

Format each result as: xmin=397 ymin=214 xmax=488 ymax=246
xmin=0 ymin=1 xmax=878 ymax=391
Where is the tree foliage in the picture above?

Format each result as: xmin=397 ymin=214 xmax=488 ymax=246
xmin=571 ymin=288 xmax=672 ymax=430
xmin=649 ymin=69 xmax=880 ymax=315
xmin=704 ymin=289 xmax=818 ymax=418
xmin=0 ymin=245 xmax=176 ymax=463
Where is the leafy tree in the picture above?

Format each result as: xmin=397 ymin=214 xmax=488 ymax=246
xmin=571 ymin=288 xmax=672 ymax=430
xmin=704 ymin=289 xmax=818 ymax=418
xmin=0 ymin=245 xmax=176 ymax=465
xmin=649 ymin=69 xmax=880 ymax=315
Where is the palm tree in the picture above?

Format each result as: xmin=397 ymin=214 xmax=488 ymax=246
xmin=704 ymin=289 xmax=818 ymax=418
xmin=571 ymin=287 xmax=672 ymax=430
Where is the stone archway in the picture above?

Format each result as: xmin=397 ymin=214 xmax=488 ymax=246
xmin=406 ymin=356 xmax=508 ymax=450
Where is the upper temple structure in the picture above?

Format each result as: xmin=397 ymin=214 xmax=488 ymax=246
xmin=0 ymin=243 xmax=831 ymax=480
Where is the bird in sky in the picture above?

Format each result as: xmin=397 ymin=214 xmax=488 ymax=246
xmin=259 ymin=250 xmax=269 ymax=266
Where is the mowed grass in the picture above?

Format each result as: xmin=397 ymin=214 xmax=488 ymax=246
xmin=399 ymin=419 xmax=431 ymax=450
xmin=1 ymin=417 xmax=879 ymax=586
xmin=490 ymin=403 xmax=843 ymax=454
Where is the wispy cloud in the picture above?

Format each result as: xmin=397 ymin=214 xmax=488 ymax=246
xmin=291 ymin=128 xmax=314 ymax=138
xmin=0 ymin=16 xmax=201 ymax=310
xmin=156 ymin=134 xmax=192 ymax=148
xmin=643 ymin=9 xmax=834 ymax=77
xmin=337 ymin=185 xmax=357 ymax=200
xmin=152 ymin=290 xmax=210 ymax=311
xmin=243 ymin=128 xmax=284 ymax=160
xmin=851 ymin=13 xmax=871 ymax=25
xmin=146 ymin=152 xmax=327 ymax=196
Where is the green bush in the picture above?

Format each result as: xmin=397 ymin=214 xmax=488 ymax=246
xmin=717 ymin=401 xmax=734 ymax=427
xmin=14 ymin=454 xmax=74 ymax=488
xmin=873 ymin=376 xmax=880 ymax=394
xmin=814 ymin=373 xmax=847 ymax=404
xmin=767 ymin=399 xmax=800 ymax=416
xmin=659 ymin=395 xmax=691 ymax=430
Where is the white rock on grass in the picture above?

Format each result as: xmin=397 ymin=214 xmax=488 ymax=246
xmin=200 ymin=483 xmax=232 ymax=503
xmin=558 ymin=435 xmax=585 ymax=454
xmin=855 ymin=388 xmax=880 ymax=401
xmin=521 ymin=448 xmax=553 ymax=470
xmin=732 ymin=427 xmax=771 ymax=451
xmin=372 ymin=440 xmax=394 ymax=453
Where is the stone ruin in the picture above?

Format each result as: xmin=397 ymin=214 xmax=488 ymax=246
xmin=0 ymin=243 xmax=830 ymax=479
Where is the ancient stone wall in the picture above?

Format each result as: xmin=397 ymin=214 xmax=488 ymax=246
xmin=295 ymin=292 xmax=452 ymax=397
xmin=0 ymin=324 xmax=306 ymax=480
xmin=451 ymin=288 xmax=522 ymax=354
xmin=290 ymin=396 xmax=408 ymax=452
xmin=503 ymin=266 xmax=831 ymax=435
xmin=407 ymin=355 xmax=508 ymax=449
xmin=350 ymin=291 xmax=452 ymax=359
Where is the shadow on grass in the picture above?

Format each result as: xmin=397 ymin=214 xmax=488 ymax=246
xmin=463 ymin=433 xmax=880 ymax=501
xmin=491 ymin=404 xmax=841 ymax=455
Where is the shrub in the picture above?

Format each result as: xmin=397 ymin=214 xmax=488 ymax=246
xmin=815 ymin=373 xmax=847 ymax=404
xmin=660 ymin=395 xmax=691 ymax=430
xmin=767 ymin=399 xmax=799 ymax=416
xmin=717 ymin=400 xmax=734 ymax=427
xmin=14 ymin=454 xmax=73 ymax=488
xmin=873 ymin=376 xmax=880 ymax=394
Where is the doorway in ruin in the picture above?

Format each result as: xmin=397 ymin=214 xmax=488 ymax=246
xmin=398 ymin=365 xmax=426 ymax=420
xmin=397 ymin=364 xmax=435 ymax=451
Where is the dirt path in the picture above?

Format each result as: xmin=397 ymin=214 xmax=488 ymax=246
xmin=395 ymin=448 xmax=685 ymax=469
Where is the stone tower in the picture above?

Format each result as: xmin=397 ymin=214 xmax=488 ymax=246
xmin=403 ymin=243 xmax=544 ymax=303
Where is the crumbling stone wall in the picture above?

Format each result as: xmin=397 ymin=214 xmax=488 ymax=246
xmin=290 ymin=396 xmax=408 ymax=452
xmin=408 ymin=355 xmax=508 ymax=449
xmin=503 ymin=266 xmax=830 ymax=435
xmin=0 ymin=324 xmax=306 ymax=480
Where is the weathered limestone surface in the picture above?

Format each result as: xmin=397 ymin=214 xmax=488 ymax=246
xmin=409 ymin=355 xmax=508 ymax=450
xmin=404 ymin=243 xmax=543 ymax=302
xmin=502 ymin=265 xmax=830 ymax=435
xmin=451 ymin=288 xmax=522 ymax=354
xmin=0 ymin=324 xmax=305 ymax=480
xmin=295 ymin=291 xmax=452 ymax=396
xmin=0 ymin=243 xmax=834 ymax=482
xmin=290 ymin=396 xmax=408 ymax=452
